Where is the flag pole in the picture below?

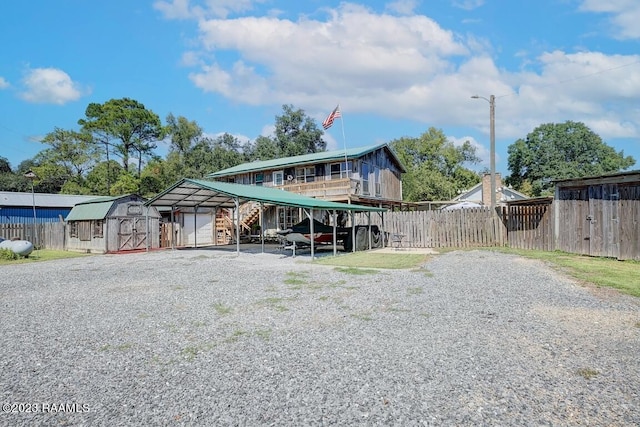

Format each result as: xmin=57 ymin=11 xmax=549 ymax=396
xmin=338 ymin=104 xmax=349 ymax=184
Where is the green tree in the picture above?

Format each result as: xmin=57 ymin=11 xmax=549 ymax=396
xmin=184 ymin=133 xmax=246 ymax=177
xmin=85 ymin=160 xmax=124 ymax=195
xmin=78 ymin=98 xmax=163 ymax=179
xmin=165 ymin=113 xmax=202 ymax=155
xmin=506 ymin=121 xmax=635 ymax=196
xmin=274 ymin=104 xmax=326 ymax=157
xmin=34 ymin=128 xmax=99 ymax=193
xmin=244 ymin=135 xmax=279 ymax=161
xmin=391 ymin=128 xmax=481 ymax=202
xmin=0 ymin=157 xmax=26 ymax=191
xmin=110 ymin=172 xmax=139 ymax=196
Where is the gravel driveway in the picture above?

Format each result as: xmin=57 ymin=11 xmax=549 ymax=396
xmin=1 ymin=248 xmax=639 ymax=426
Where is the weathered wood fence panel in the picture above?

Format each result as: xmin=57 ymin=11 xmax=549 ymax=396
xmin=356 ymin=208 xmax=505 ymax=248
xmin=501 ymin=202 xmax=554 ymax=251
xmin=0 ymin=222 xmax=66 ymax=250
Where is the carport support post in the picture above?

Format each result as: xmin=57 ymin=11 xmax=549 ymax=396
xmin=170 ymin=205 xmax=176 ymax=250
xmin=260 ymin=202 xmax=264 ymax=254
xmin=351 ymin=211 xmax=356 ymax=253
xmin=234 ymin=198 xmax=240 ymax=256
xmin=367 ymin=212 xmax=372 ymax=250
xmin=194 ymin=205 xmax=198 ymax=249
xmin=332 ymin=210 xmax=337 ymax=256
xmin=310 ymin=208 xmax=315 ymax=260
xmin=380 ymin=211 xmax=385 ymax=248
xmin=213 ymin=207 xmax=217 ymax=246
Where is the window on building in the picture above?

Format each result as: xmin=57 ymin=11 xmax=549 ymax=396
xmin=296 ymin=167 xmax=315 ymax=183
xmin=374 ymin=166 xmax=381 ymax=196
xmin=255 ymin=173 xmax=264 ymax=186
xmin=361 ymin=162 xmax=370 ymax=195
xmin=93 ymin=220 xmax=104 ymax=238
xmin=277 ymin=207 xmax=299 ymax=230
xmin=69 ymin=221 xmax=78 ymax=238
xmin=273 ymin=171 xmax=284 ymax=186
xmin=330 ymin=161 xmax=352 ymax=179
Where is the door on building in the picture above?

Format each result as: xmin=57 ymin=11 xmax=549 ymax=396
xmin=118 ymin=217 xmax=147 ymax=251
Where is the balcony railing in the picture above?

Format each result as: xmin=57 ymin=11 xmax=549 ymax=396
xmin=277 ymin=178 xmax=355 ymax=199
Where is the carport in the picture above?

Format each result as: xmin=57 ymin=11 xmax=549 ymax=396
xmin=145 ymin=178 xmax=386 ymax=258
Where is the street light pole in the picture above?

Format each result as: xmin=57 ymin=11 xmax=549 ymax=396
xmin=24 ymin=170 xmax=38 ymax=247
xmin=471 ymin=94 xmax=496 ymax=210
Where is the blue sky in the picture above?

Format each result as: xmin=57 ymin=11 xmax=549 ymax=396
xmin=1 ymin=0 xmax=639 ymax=177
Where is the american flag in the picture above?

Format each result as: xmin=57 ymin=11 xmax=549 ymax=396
xmin=322 ymin=105 xmax=341 ymax=130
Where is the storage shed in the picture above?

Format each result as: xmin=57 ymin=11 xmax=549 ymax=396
xmin=554 ymin=170 xmax=640 ymax=260
xmin=66 ymin=194 xmax=161 ymax=253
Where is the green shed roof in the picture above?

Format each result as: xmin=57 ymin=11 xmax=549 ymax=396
xmin=65 ymin=194 xmax=142 ymax=221
xmin=145 ymin=179 xmax=386 ymax=212
xmin=65 ymin=200 xmax=115 ymax=221
xmin=208 ymin=142 xmax=406 ymax=178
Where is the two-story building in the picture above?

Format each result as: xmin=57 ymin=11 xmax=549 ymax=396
xmin=206 ymin=142 xmax=405 ymax=237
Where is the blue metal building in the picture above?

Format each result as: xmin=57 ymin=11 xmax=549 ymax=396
xmin=0 ymin=191 xmax=97 ymax=224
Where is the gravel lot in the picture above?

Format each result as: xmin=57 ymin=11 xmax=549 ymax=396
xmin=1 ymin=248 xmax=639 ymax=426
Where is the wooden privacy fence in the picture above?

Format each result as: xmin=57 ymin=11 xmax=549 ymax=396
xmin=500 ymin=201 xmax=554 ymax=251
xmin=356 ymin=208 xmax=506 ymax=248
xmin=0 ymin=222 xmax=66 ymax=250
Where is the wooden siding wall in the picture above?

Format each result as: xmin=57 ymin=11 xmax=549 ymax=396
xmin=556 ymin=182 xmax=640 ymax=260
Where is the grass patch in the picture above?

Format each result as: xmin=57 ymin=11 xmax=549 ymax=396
xmin=351 ymin=312 xmax=373 ymax=321
xmin=576 ymin=367 xmax=599 ymax=380
xmin=258 ymin=297 xmax=291 ymax=312
xmin=254 ymin=328 xmax=272 ymax=341
xmin=334 ymin=267 xmax=378 ymax=275
xmin=225 ymin=329 xmax=248 ymax=343
xmin=212 ymin=303 xmax=232 ymax=315
xmin=315 ymin=251 xmax=429 ymax=269
xmin=407 ymin=286 xmax=424 ymax=295
xmin=181 ymin=346 xmax=199 ymax=361
xmin=284 ymin=271 xmax=310 ymax=286
xmin=0 ymin=249 xmax=91 ymax=265
xmin=489 ymin=248 xmax=640 ymax=297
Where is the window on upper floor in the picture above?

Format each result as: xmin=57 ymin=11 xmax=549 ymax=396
xmin=330 ymin=161 xmax=352 ymax=179
xmin=296 ymin=167 xmax=315 ymax=183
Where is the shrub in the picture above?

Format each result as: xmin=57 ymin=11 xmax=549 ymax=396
xmin=0 ymin=248 xmax=19 ymax=261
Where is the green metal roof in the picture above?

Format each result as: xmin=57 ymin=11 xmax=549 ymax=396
xmin=208 ymin=142 xmax=406 ymax=178
xmin=145 ymin=179 xmax=386 ymax=212
xmin=65 ymin=194 xmax=141 ymax=221
xmin=65 ymin=200 xmax=115 ymax=221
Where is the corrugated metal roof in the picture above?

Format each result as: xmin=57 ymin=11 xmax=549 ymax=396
xmin=65 ymin=194 xmax=145 ymax=221
xmin=0 ymin=191 xmax=97 ymax=208
xmin=146 ymin=179 xmax=386 ymax=212
xmin=65 ymin=201 xmax=114 ymax=221
xmin=208 ymin=143 xmax=406 ymax=178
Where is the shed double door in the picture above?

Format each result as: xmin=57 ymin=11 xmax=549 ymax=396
xmin=118 ymin=217 xmax=147 ymax=251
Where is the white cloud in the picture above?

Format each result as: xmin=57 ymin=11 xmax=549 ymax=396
xmin=190 ymin=4 xmax=467 ymax=112
xmin=154 ymin=0 xmax=264 ymax=20
xmin=579 ymin=0 xmax=640 ymax=39
xmin=385 ymin=0 xmax=419 ymax=15
xmin=0 ymin=77 xmax=9 ymax=89
xmin=178 ymin=2 xmax=640 ymax=147
xmin=154 ymin=0 xmax=193 ymax=19
xmin=452 ymin=0 xmax=485 ymax=11
xmin=19 ymin=67 xmax=86 ymax=105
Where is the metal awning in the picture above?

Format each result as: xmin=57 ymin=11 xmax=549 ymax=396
xmin=145 ymin=178 xmax=385 ymax=212
xmin=144 ymin=178 xmax=386 ymax=258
